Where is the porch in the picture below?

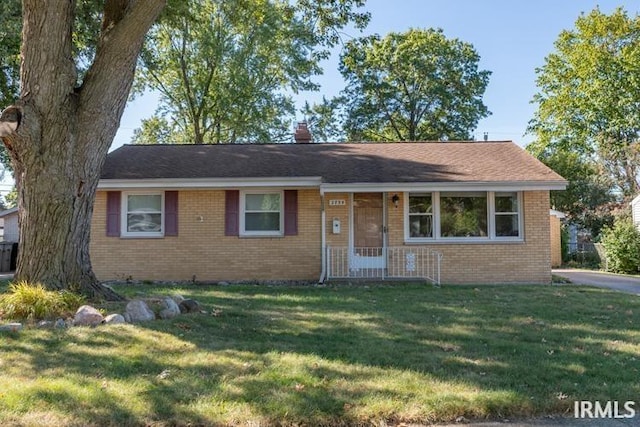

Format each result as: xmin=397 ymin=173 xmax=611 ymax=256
xmin=326 ymin=246 xmax=443 ymax=285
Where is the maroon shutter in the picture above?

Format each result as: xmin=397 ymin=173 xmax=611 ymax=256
xmin=164 ymin=191 xmax=178 ymax=236
xmin=225 ymin=190 xmax=240 ymax=236
xmin=284 ymin=190 xmax=298 ymax=236
xmin=106 ymin=191 xmax=121 ymax=237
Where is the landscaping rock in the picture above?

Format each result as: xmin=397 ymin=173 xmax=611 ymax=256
xmin=104 ymin=314 xmax=126 ymax=324
xmin=179 ymin=299 xmax=201 ymax=313
xmin=54 ymin=318 xmax=67 ymax=329
xmin=171 ymin=294 xmax=185 ymax=304
xmin=0 ymin=323 xmax=22 ymax=332
xmin=37 ymin=320 xmax=53 ymax=329
xmin=159 ymin=297 xmax=181 ymax=320
xmin=73 ymin=305 xmax=104 ymax=326
xmin=125 ymin=300 xmax=155 ymax=322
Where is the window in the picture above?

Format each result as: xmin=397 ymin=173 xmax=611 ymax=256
xmin=241 ymin=191 xmax=283 ymax=236
xmin=408 ymin=193 xmax=433 ymax=238
xmin=405 ymin=191 xmax=522 ymax=242
xmin=440 ymin=192 xmax=488 ymax=237
xmin=494 ymin=192 xmax=520 ymax=238
xmin=122 ymin=192 xmax=163 ymax=237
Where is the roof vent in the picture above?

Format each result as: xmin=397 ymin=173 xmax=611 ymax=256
xmin=294 ymin=122 xmax=312 ymax=144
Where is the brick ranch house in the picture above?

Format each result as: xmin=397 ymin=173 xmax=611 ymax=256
xmin=91 ymin=137 xmax=566 ymax=285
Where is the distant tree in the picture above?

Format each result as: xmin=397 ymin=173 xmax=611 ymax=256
xmin=301 ymin=98 xmax=347 ymax=142
xmin=131 ymin=116 xmax=179 ymax=145
xmin=134 ymin=0 xmax=369 ymax=144
xmin=0 ymin=1 xmax=166 ymax=299
xmin=328 ymin=29 xmax=491 ymax=141
xmin=0 ymin=1 xmax=21 ymax=105
xmin=528 ymin=7 xmax=640 ymax=199
xmin=527 ymin=142 xmax=621 ymax=237
xmin=3 ymin=188 xmax=17 ymax=209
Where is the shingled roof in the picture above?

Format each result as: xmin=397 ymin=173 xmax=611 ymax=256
xmin=100 ymin=141 xmax=566 ymax=187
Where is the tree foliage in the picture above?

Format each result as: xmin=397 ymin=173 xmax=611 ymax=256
xmin=601 ymin=216 xmax=640 ymax=274
xmin=526 ymin=141 xmax=618 ymax=237
xmin=317 ymin=28 xmax=491 ymax=142
xmin=528 ymin=7 xmax=640 ymax=199
xmin=133 ymin=0 xmax=369 ymax=144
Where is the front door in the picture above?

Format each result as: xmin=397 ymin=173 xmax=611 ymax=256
xmin=352 ymin=193 xmax=385 ymax=269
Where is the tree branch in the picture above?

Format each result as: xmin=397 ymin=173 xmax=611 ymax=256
xmin=78 ymin=0 xmax=166 ymax=135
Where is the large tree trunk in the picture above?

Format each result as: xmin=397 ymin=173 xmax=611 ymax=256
xmin=0 ymin=0 xmax=166 ymax=300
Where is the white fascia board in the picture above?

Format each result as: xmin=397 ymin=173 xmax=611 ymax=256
xmin=98 ymin=177 xmax=323 ymax=190
xmin=631 ymin=194 xmax=640 ymax=206
xmin=320 ymin=181 xmax=568 ymax=193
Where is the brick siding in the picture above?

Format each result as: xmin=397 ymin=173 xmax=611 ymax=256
xmin=91 ymin=189 xmax=552 ymax=284
xmin=91 ymin=189 xmax=322 ymax=282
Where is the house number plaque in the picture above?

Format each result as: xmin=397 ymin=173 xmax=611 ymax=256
xmin=329 ymin=199 xmax=346 ymax=206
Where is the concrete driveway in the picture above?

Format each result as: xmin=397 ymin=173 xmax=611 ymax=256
xmin=553 ymin=269 xmax=640 ymax=295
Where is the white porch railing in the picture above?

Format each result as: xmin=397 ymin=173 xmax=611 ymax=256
xmin=326 ymin=246 xmax=443 ymax=285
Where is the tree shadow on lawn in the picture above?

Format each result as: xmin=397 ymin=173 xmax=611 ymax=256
xmin=2 ymin=283 xmax=639 ymax=425
xmin=172 ymin=284 xmax=640 ymax=420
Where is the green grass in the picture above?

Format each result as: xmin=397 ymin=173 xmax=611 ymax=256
xmin=1 ymin=283 xmax=639 ymax=426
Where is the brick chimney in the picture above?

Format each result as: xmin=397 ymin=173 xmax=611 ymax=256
xmin=294 ymin=121 xmax=312 ymax=143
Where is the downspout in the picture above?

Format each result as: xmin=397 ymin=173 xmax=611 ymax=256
xmin=319 ymin=190 xmax=327 ymax=283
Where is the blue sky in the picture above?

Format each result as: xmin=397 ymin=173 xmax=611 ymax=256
xmin=111 ymin=0 xmax=639 ymax=150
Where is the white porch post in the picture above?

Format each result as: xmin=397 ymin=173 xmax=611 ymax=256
xmin=319 ymin=190 xmax=327 ymax=283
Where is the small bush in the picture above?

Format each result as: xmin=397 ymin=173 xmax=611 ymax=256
xmin=0 ymin=281 xmax=85 ymax=321
xmin=600 ymin=217 xmax=640 ymax=274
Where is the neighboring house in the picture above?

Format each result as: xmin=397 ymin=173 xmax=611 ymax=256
xmin=91 ymin=134 xmax=566 ymax=285
xmin=0 ymin=207 xmax=19 ymax=242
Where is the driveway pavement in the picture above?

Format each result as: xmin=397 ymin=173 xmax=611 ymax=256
xmin=553 ymin=269 xmax=640 ymax=295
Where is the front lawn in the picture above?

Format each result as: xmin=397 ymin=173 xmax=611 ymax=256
xmin=1 ymin=283 xmax=639 ymax=426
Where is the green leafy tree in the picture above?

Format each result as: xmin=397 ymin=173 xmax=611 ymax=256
xmin=3 ymin=188 xmax=17 ymax=209
xmin=330 ymin=28 xmax=491 ymax=141
xmin=0 ymin=0 xmax=166 ymax=299
xmin=528 ymin=7 xmax=640 ymax=198
xmin=134 ymin=0 xmax=369 ymax=144
xmin=301 ymin=97 xmax=347 ymax=142
xmin=601 ymin=216 xmax=640 ymax=274
xmin=527 ymin=141 xmax=617 ymax=237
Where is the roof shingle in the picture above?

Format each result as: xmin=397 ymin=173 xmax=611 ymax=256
xmin=101 ymin=141 xmax=566 ymax=185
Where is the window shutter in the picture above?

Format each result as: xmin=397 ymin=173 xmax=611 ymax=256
xmin=164 ymin=191 xmax=179 ymax=236
xmin=106 ymin=191 xmax=121 ymax=237
xmin=225 ymin=190 xmax=240 ymax=236
xmin=284 ymin=190 xmax=298 ymax=236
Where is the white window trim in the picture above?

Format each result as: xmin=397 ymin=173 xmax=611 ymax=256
xmin=492 ymin=191 xmax=523 ymax=241
xmin=240 ymin=190 xmax=284 ymax=237
xmin=121 ymin=191 xmax=164 ymax=238
xmin=404 ymin=191 xmax=523 ymax=243
xmin=406 ymin=192 xmax=436 ymax=240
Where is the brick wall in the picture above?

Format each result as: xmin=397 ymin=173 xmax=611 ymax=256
xmin=387 ymin=191 xmax=552 ymax=284
xmin=91 ymin=189 xmax=322 ymax=282
xmin=91 ymin=189 xmax=552 ymax=284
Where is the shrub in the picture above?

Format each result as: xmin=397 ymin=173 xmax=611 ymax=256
xmin=600 ymin=217 xmax=640 ymax=274
xmin=0 ymin=281 xmax=85 ymax=321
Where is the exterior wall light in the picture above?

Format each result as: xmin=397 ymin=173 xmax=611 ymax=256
xmin=391 ymin=194 xmax=400 ymax=208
